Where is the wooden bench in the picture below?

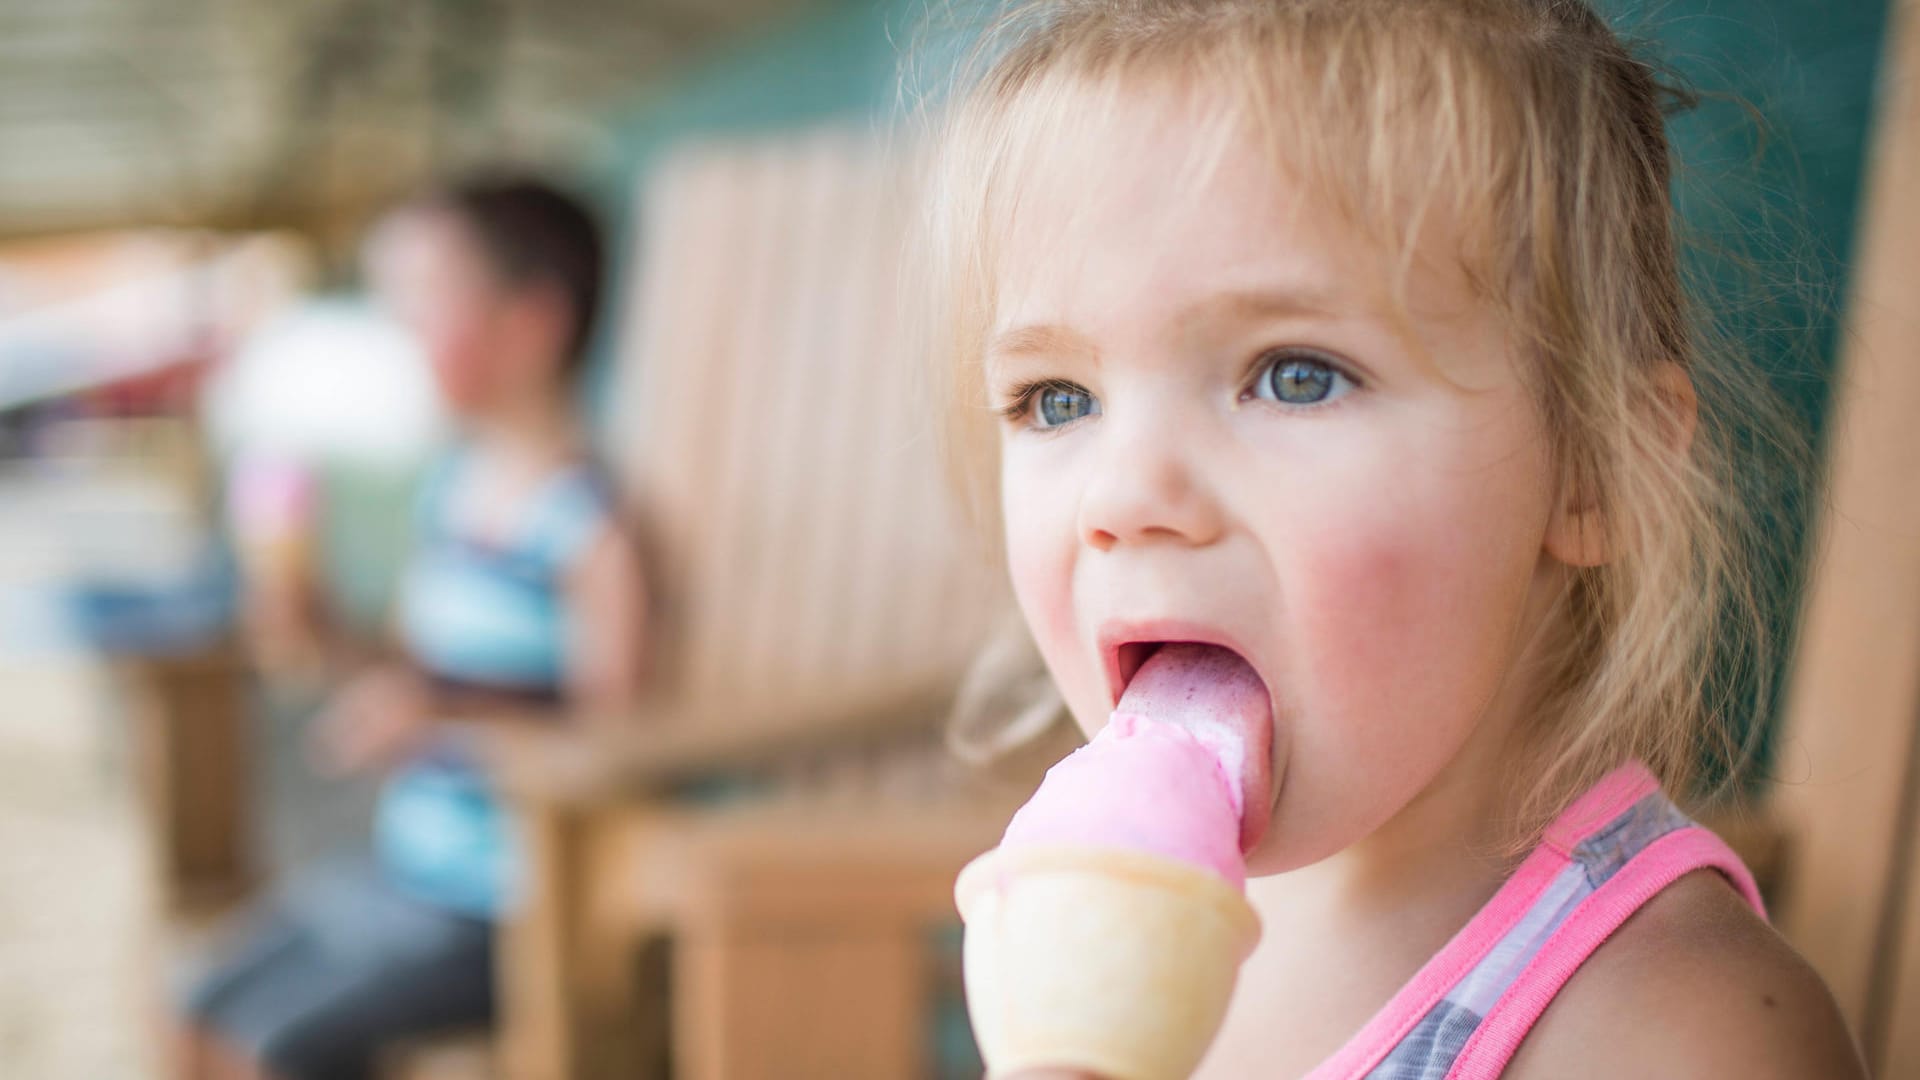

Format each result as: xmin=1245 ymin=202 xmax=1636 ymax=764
xmin=489 ymin=758 xmax=1025 ymax=1080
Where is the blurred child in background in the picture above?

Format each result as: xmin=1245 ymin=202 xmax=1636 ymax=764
xmin=173 ymin=174 xmax=646 ymax=1080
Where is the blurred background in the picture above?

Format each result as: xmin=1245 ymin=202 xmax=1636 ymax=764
xmin=0 ymin=0 xmax=1915 ymax=1077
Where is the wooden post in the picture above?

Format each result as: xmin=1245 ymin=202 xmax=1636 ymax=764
xmin=497 ymin=799 xmax=651 ymax=1080
xmin=1885 ymin=774 xmax=1920 ymax=1075
xmin=121 ymin=644 xmax=255 ymax=920
xmin=1772 ymin=0 xmax=1920 ymax=1068
xmin=499 ymin=799 xmax=592 ymax=1080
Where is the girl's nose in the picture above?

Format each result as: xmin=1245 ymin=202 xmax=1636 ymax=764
xmin=1077 ymin=423 xmax=1226 ymax=551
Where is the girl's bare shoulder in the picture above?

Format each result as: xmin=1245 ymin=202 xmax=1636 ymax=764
xmin=1505 ymin=868 xmax=1867 ymax=1079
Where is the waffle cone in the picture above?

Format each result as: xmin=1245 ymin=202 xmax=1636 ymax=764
xmin=954 ymin=845 xmax=1262 ymax=1080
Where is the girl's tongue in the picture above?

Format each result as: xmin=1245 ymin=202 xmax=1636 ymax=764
xmin=997 ymin=643 xmax=1275 ymax=886
xmin=1115 ymin=643 xmax=1275 ymax=854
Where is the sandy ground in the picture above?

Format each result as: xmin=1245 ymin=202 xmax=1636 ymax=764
xmin=0 ymin=464 xmax=216 ymax=1079
xmin=0 ymin=654 xmax=153 ymax=1079
xmin=0 ymin=461 xmax=387 ymax=1080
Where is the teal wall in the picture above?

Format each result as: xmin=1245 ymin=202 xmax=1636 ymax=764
xmin=1628 ymin=0 xmax=1890 ymax=425
xmin=1602 ymin=0 xmax=1890 ymax=784
xmin=576 ymin=0 xmax=923 ymax=418
xmin=590 ymin=0 xmax=918 ymax=176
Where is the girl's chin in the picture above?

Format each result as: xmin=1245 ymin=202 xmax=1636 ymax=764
xmin=1243 ymin=827 xmax=1290 ymax=878
xmin=1245 ymin=844 xmax=1330 ymax=880
xmin=1241 ymin=808 xmax=1344 ymax=879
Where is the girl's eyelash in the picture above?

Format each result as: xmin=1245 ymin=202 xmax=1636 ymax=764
xmin=993 ymin=379 xmax=1057 ymax=423
xmin=1241 ymin=346 xmax=1363 ymax=402
xmin=996 ymin=350 xmax=1359 ymax=424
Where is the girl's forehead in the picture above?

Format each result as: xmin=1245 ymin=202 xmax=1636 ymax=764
xmin=987 ymin=85 xmax=1489 ymax=350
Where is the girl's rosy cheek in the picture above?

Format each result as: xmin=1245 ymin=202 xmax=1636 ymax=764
xmin=1006 ymin=525 xmax=1076 ymax=644
xmin=1283 ymin=522 xmax=1461 ymax=692
xmin=1003 ymin=476 xmax=1096 ymax=718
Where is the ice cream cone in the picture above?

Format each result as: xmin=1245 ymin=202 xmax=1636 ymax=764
xmin=955 ymin=844 xmax=1262 ymax=1080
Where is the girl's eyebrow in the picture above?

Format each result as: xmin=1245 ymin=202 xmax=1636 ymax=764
xmin=1178 ymin=287 xmax=1338 ymax=332
xmin=985 ymin=285 xmax=1341 ymax=375
xmin=986 ymin=322 xmax=1099 ymax=367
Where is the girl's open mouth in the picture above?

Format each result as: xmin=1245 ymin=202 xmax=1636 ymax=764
xmin=1108 ymin=639 xmax=1277 ymax=853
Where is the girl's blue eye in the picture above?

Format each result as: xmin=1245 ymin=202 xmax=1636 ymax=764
xmin=1032 ymin=382 xmax=1100 ymax=428
xmin=1253 ymin=350 xmax=1353 ymax=406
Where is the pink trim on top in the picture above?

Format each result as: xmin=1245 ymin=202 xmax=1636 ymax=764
xmin=1441 ymin=825 xmax=1767 ymax=1080
xmin=1302 ymin=761 xmax=1657 ymax=1080
xmin=1540 ymin=761 xmax=1660 ymax=856
xmin=1302 ymin=849 xmax=1564 ymax=1080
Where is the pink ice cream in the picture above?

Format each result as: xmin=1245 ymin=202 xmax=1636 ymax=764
xmin=998 ymin=643 xmax=1275 ymax=888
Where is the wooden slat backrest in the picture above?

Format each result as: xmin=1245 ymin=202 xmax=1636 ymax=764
xmin=603 ymin=128 xmax=1004 ymax=742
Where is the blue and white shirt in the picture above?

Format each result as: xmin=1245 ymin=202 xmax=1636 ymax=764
xmin=374 ymin=448 xmax=614 ymax=918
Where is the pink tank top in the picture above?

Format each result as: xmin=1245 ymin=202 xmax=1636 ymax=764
xmin=1304 ymin=760 xmax=1766 ymax=1079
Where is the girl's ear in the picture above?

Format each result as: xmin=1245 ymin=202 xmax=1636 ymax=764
xmin=1544 ymin=468 xmax=1609 ymax=568
xmin=1543 ymin=361 xmax=1696 ymax=569
xmin=1653 ymin=360 xmax=1699 ymax=459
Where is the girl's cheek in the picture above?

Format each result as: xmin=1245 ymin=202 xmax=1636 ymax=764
xmin=1001 ymin=448 xmax=1074 ymax=604
xmin=1294 ymin=526 xmax=1417 ymax=644
xmin=1280 ymin=479 xmax=1541 ymax=780
xmin=1001 ymin=461 xmax=1099 ymax=730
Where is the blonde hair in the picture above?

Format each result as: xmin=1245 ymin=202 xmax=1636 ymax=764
xmin=920 ymin=0 xmax=1812 ymax=846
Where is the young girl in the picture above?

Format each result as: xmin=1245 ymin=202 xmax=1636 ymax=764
xmin=925 ymin=1 xmax=1865 ymax=1075
xmin=173 ymin=175 xmax=646 ymax=1080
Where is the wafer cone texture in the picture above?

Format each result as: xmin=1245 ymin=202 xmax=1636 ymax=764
xmin=956 ymin=845 xmax=1262 ymax=1080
